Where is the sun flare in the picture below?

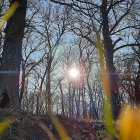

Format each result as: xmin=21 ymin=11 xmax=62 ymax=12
xmin=69 ymin=68 xmax=79 ymax=78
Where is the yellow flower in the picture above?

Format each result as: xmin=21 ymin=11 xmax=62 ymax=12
xmin=119 ymin=107 xmax=140 ymax=140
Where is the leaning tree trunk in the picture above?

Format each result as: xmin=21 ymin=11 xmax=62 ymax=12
xmin=0 ymin=0 xmax=27 ymax=108
xmin=101 ymin=0 xmax=121 ymax=120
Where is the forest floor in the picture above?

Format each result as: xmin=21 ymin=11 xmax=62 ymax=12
xmin=0 ymin=110 xmax=115 ymax=140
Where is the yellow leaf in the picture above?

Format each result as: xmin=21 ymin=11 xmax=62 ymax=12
xmin=0 ymin=117 xmax=14 ymax=134
xmin=119 ymin=107 xmax=140 ymax=140
xmin=0 ymin=2 xmax=20 ymax=31
xmin=48 ymin=112 xmax=70 ymax=140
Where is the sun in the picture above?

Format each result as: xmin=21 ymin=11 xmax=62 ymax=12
xmin=69 ymin=68 xmax=79 ymax=78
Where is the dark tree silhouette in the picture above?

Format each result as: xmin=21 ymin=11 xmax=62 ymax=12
xmin=0 ymin=0 xmax=27 ymax=108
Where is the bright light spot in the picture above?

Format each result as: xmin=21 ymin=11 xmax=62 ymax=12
xmin=69 ymin=68 xmax=79 ymax=78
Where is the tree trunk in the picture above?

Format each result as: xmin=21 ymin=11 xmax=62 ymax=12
xmin=87 ymin=78 xmax=99 ymax=120
xmin=59 ymin=79 xmax=65 ymax=116
xmin=0 ymin=0 xmax=27 ymax=108
xmin=101 ymin=0 xmax=121 ymax=120
xmin=75 ymin=88 xmax=80 ymax=118
xmin=68 ymin=83 xmax=72 ymax=117
xmin=19 ymin=60 xmax=25 ymax=102
xmin=135 ymin=61 xmax=140 ymax=105
xmin=46 ymin=58 xmax=52 ymax=112
xmin=71 ymin=85 xmax=75 ymax=118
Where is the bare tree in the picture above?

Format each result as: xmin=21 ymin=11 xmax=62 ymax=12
xmin=50 ymin=0 xmax=139 ymax=119
xmin=34 ymin=2 xmax=70 ymax=113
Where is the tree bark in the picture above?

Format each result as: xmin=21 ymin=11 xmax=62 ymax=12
xmin=0 ymin=0 xmax=27 ymax=108
xmin=101 ymin=0 xmax=121 ymax=120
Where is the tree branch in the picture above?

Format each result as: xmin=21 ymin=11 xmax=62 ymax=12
xmin=110 ymin=1 xmax=133 ymax=34
xmin=111 ymin=26 xmax=139 ymax=35
xmin=107 ymin=0 xmax=125 ymax=13
xmin=113 ymin=38 xmax=122 ymax=47
xmin=114 ymin=43 xmax=140 ymax=52
xmin=50 ymin=0 xmax=99 ymax=17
